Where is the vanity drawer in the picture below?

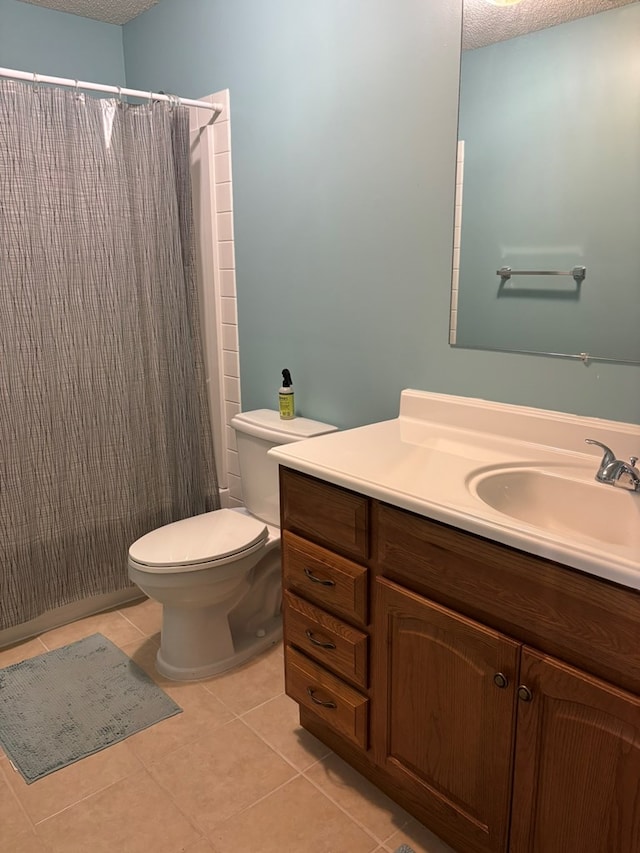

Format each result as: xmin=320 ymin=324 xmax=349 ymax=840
xmin=285 ymin=646 xmax=369 ymax=750
xmin=283 ymin=530 xmax=368 ymax=626
xmin=283 ymin=590 xmax=368 ymax=689
xmin=280 ymin=468 xmax=369 ymax=561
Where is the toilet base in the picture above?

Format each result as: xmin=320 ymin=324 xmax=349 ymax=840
xmin=155 ymin=613 xmax=282 ymax=681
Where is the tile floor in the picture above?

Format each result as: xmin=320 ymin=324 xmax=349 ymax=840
xmin=0 ymin=599 xmax=455 ymax=853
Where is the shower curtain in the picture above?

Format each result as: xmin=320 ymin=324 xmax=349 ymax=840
xmin=0 ymin=79 xmax=220 ymax=631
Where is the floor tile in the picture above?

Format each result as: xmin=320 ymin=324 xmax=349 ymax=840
xmin=3 ymin=739 xmax=144 ymax=824
xmin=0 ymin=637 xmax=48 ymax=667
xmin=36 ymin=768 xmax=202 ymax=853
xmin=208 ymin=775 xmax=378 ymax=853
xmin=120 ymin=635 xmax=164 ymax=681
xmin=305 ymin=752 xmax=412 ymax=845
xmin=119 ymin=598 xmax=163 ymax=637
xmin=39 ymin=609 xmax=144 ymax=651
xmin=242 ymin=693 xmax=331 ymax=770
xmin=384 ymin=818 xmax=457 ymax=853
xmin=126 ymin=677 xmax=234 ymax=767
xmin=184 ymin=839 xmax=217 ymax=853
xmin=1 ymin=613 xmax=452 ymax=853
xmin=122 ymin=637 xmax=291 ymax=768
xmin=148 ymin=718 xmax=296 ymax=836
xmin=0 ymin=763 xmax=38 ymax=849
xmin=202 ymin=643 xmax=285 ymax=714
xmin=9 ymin=834 xmax=53 ymax=853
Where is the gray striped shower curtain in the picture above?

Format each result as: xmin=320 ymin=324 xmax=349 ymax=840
xmin=0 ymin=79 xmax=220 ymax=631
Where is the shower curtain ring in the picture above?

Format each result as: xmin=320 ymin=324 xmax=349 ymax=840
xmin=32 ymin=72 xmax=39 ymax=91
xmin=117 ymin=86 xmax=124 ymax=104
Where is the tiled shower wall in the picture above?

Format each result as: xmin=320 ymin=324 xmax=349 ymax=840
xmin=191 ymin=90 xmax=243 ymax=507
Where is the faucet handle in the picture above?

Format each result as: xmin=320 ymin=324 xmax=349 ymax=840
xmin=585 ymin=439 xmax=617 ymax=483
xmin=585 ymin=438 xmax=616 ymax=465
xmin=630 ymin=456 xmax=639 ymax=469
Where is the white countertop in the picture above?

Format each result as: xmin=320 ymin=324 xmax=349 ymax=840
xmin=269 ymin=390 xmax=640 ymax=591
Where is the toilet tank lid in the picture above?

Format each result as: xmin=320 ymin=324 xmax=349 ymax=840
xmin=231 ymin=409 xmax=338 ymax=444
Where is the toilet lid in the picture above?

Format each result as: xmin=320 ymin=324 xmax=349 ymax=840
xmin=128 ymin=509 xmax=268 ymax=568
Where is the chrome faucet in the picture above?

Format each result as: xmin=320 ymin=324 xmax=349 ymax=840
xmin=585 ymin=439 xmax=640 ymax=492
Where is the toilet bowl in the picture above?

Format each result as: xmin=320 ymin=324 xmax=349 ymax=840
xmin=127 ymin=410 xmax=337 ymax=680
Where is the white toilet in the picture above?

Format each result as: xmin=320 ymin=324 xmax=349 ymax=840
xmin=127 ymin=409 xmax=337 ymax=681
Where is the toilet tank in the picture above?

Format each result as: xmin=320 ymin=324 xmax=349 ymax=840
xmin=230 ymin=409 xmax=338 ymax=526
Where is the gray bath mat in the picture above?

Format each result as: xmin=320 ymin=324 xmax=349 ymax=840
xmin=0 ymin=632 xmax=181 ymax=783
xmin=394 ymin=846 xmax=417 ymax=853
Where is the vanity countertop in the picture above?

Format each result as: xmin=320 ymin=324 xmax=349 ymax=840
xmin=269 ymin=390 xmax=640 ymax=591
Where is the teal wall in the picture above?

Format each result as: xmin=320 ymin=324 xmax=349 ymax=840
xmin=0 ymin=0 xmax=125 ymax=82
xmin=123 ymin=0 xmax=463 ymax=429
xmin=123 ymin=0 xmax=639 ymax=427
xmin=457 ymin=5 xmax=640 ymax=364
xmin=2 ymin=0 xmax=637 ymax=426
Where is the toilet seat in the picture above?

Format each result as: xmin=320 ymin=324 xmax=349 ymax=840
xmin=128 ymin=509 xmax=268 ymax=573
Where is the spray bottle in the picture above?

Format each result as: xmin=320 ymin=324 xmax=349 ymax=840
xmin=279 ymin=369 xmax=295 ymax=420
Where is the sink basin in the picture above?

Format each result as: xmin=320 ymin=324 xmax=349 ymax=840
xmin=469 ymin=467 xmax=640 ymax=549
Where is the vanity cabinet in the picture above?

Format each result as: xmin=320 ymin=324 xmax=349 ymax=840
xmin=279 ymin=467 xmax=640 ymax=853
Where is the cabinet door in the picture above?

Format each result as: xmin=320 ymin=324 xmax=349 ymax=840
xmin=510 ymin=648 xmax=640 ymax=853
xmin=374 ymin=578 xmax=519 ymax=853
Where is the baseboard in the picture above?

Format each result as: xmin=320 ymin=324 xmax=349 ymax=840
xmin=0 ymin=588 xmax=146 ymax=650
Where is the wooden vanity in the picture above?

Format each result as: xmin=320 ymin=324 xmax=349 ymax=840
xmin=279 ymin=466 xmax=640 ymax=853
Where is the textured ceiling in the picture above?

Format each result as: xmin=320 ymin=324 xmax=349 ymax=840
xmin=463 ymin=0 xmax=638 ymax=49
xmin=16 ymin=0 xmax=158 ymax=25
xmin=15 ymin=0 xmax=639 ymax=37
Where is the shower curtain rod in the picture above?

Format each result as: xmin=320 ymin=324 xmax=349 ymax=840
xmin=0 ymin=66 xmax=222 ymax=113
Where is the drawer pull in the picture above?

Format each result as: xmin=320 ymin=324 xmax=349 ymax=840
xmin=306 ymin=687 xmax=337 ymax=709
xmin=305 ymin=629 xmax=337 ymax=650
xmin=304 ymin=567 xmax=336 ymax=587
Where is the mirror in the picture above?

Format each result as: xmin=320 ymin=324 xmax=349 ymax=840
xmin=451 ymin=0 xmax=640 ymax=364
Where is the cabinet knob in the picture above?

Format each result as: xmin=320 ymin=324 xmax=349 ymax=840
xmin=305 ymin=629 xmax=337 ymax=650
xmin=493 ymin=672 xmax=509 ymax=689
xmin=304 ymin=568 xmax=336 ymax=587
xmin=306 ymin=687 xmax=337 ymax=709
xmin=517 ymin=685 xmax=533 ymax=702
